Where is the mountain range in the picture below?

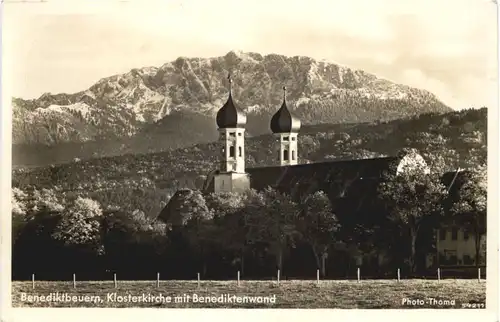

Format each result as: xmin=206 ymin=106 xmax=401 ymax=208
xmin=12 ymin=51 xmax=452 ymax=167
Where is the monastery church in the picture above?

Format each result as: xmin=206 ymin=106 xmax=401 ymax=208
xmin=202 ymin=74 xmax=429 ymax=195
xmin=159 ymin=74 xmax=485 ymax=272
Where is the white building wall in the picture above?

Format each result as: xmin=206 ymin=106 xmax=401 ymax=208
xmin=213 ymin=172 xmax=250 ymax=193
xmin=213 ymin=173 xmax=233 ymax=193
xmin=437 ymin=227 xmax=486 ymax=266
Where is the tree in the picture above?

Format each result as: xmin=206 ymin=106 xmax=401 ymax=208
xmin=451 ymin=167 xmax=487 ymax=268
xmin=158 ymin=189 xmax=209 ymax=226
xmin=52 ymin=197 xmax=104 ymax=254
xmin=204 ymin=191 xmax=247 ymax=220
xmin=406 ymin=132 xmax=460 ymax=173
xmin=297 ymin=191 xmax=340 ymax=276
xmin=459 ymin=131 xmax=487 ymax=168
xmin=12 ymin=187 xmax=28 ymax=216
xmin=12 ymin=188 xmax=29 ymax=243
xmin=205 ymin=191 xmax=250 ymax=274
xmin=158 ymin=189 xmax=216 ymax=276
xmin=12 ymin=206 xmax=64 ymax=279
xmin=247 ymin=187 xmax=300 ymax=272
xmin=184 ymin=200 xmax=216 ymax=277
xmin=378 ymin=161 xmax=448 ymax=274
xmin=28 ymin=188 xmax=65 ymax=216
xmin=299 ymin=135 xmax=320 ymax=157
xmin=350 ymin=149 xmax=387 ymax=160
xmin=102 ymin=209 xmax=168 ymax=274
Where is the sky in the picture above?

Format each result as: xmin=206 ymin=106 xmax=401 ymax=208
xmin=3 ymin=0 xmax=498 ymax=110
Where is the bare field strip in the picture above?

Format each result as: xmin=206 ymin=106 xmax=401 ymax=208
xmin=12 ymin=279 xmax=486 ymax=309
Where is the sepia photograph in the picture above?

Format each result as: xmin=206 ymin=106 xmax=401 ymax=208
xmin=1 ymin=0 xmax=498 ymax=319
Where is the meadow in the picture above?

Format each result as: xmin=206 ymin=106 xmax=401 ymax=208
xmin=11 ymin=279 xmax=486 ymax=309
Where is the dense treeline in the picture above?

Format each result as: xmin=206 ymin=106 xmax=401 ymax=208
xmin=12 ymin=162 xmax=486 ymax=280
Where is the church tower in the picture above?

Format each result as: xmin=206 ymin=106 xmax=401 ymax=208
xmin=270 ymin=86 xmax=301 ymax=166
xmin=213 ymin=74 xmax=250 ymax=193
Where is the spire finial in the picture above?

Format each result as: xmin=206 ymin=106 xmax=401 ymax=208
xmin=228 ymin=73 xmax=232 ymax=94
xmin=283 ymin=86 xmax=287 ymax=101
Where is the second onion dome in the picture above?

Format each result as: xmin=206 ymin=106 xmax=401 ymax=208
xmin=270 ymin=86 xmax=301 ymax=133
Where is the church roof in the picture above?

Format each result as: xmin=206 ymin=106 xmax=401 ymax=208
xmin=270 ymin=87 xmax=301 ymax=133
xmin=246 ymin=156 xmax=398 ymax=200
xmin=201 ymin=156 xmax=400 ymax=201
xmin=216 ymin=75 xmax=247 ymax=129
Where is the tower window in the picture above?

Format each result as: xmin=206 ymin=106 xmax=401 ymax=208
xmin=283 ymin=149 xmax=289 ymax=161
xmin=229 ymin=146 xmax=235 ymax=157
xmin=292 ymin=137 xmax=296 ymax=141
xmin=283 ymin=136 xmax=289 ymax=141
xmin=292 ymin=150 xmax=295 ymax=160
xmin=238 ymin=132 xmax=242 ymax=136
xmin=229 ymin=132 xmax=236 ymax=137
xmin=238 ymin=146 xmax=242 ymax=157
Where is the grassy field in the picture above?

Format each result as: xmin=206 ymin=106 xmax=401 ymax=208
xmin=11 ymin=279 xmax=486 ymax=309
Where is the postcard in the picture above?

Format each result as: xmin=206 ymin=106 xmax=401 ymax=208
xmin=1 ymin=0 xmax=498 ymax=321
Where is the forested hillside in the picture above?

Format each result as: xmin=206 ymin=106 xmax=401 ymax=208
xmin=12 ymin=108 xmax=486 ymax=220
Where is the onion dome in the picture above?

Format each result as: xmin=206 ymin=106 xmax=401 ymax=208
xmin=270 ymin=86 xmax=301 ymax=133
xmin=216 ymin=74 xmax=247 ymax=129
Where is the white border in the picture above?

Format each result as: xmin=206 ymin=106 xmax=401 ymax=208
xmin=1 ymin=1 xmax=498 ymax=321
